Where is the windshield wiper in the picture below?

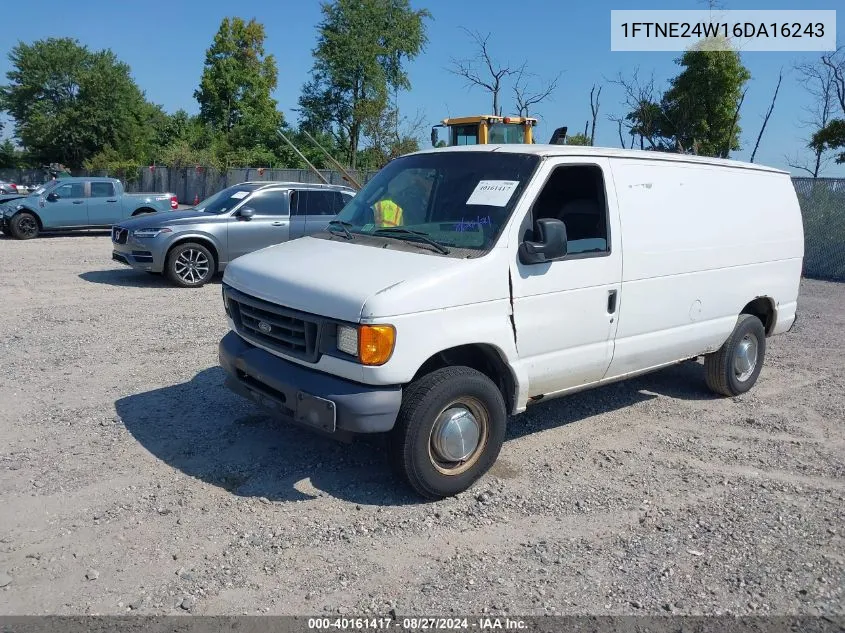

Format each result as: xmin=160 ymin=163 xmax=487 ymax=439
xmin=372 ymin=227 xmax=450 ymax=255
xmin=327 ymin=219 xmax=354 ymax=240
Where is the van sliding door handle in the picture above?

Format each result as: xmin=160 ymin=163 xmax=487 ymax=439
xmin=607 ymin=289 xmax=618 ymax=314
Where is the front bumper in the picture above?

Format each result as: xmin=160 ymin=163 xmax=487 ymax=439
xmin=111 ymin=228 xmax=166 ymax=272
xmin=219 ymin=331 xmax=402 ymax=434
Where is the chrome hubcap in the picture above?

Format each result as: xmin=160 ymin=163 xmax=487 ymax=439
xmin=432 ymin=407 xmax=480 ymax=462
xmin=734 ymin=334 xmax=759 ymax=382
xmin=428 ymin=397 xmax=488 ymax=476
xmin=175 ymin=249 xmax=210 ymax=284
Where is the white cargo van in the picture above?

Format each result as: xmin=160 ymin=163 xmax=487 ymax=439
xmin=218 ymin=145 xmax=803 ymax=499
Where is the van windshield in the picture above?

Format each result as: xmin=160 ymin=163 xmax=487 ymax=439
xmin=324 ymin=152 xmax=539 ymax=256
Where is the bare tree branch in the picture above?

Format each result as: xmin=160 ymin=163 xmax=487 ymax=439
xmin=513 ymin=65 xmax=561 ymax=118
xmin=448 ymin=28 xmax=518 ymax=116
xmin=820 ymin=45 xmax=845 ymax=115
xmin=750 ymin=68 xmax=783 ymax=163
xmin=589 ymin=84 xmax=603 ymax=145
xmin=607 ymin=68 xmax=667 ymax=149
xmin=785 ymin=153 xmax=824 ymax=177
xmin=612 ymin=117 xmax=626 ymax=148
xmin=792 ymin=48 xmax=842 ymax=177
xmin=724 ymin=87 xmax=748 ymax=158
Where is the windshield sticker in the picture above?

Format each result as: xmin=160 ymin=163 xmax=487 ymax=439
xmin=231 ymin=191 xmax=249 ymax=199
xmin=466 ymin=180 xmax=519 ymax=207
xmin=454 ymin=215 xmax=492 ymax=232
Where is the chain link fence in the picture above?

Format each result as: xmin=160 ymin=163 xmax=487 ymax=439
xmin=0 ymin=166 xmax=378 ymax=204
xmin=792 ymin=178 xmax=845 ymax=282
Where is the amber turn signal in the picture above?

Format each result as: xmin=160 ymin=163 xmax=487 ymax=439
xmin=358 ymin=325 xmax=396 ymax=366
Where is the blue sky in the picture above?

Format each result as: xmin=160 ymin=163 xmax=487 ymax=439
xmin=2 ymin=0 xmax=843 ymax=175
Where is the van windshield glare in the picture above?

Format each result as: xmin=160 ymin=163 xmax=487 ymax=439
xmin=324 ymin=152 xmax=540 ymax=255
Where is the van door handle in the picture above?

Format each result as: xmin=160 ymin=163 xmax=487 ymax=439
xmin=106 ymin=199 xmax=118 ymax=203
xmin=271 ymin=221 xmax=287 ymax=226
xmin=607 ymin=289 xmax=618 ymax=314
xmin=72 ymin=200 xmax=85 ymax=204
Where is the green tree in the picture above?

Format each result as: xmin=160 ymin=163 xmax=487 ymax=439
xmin=564 ymin=132 xmax=591 ymax=146
xmin=299 ymin=0 xmax=431 ymax=169
xmin=360 ymin=105 xmax=423 ymax=168
xmin=1 ymin=38 xmax=156 ymax=168
xmin=0 ymin=139 xmax=18 ymax=168
xmin=660 ymin=40 xmax=750 ymax=156
xmin=619 ymin=40 xmax=750 ymax=156
xmin=194 ymin=17 xmax=283 ymax=155
xmin=812 ymin=119 xmax=845 ymax=164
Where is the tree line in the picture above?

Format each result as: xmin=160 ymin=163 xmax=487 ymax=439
xmin=1 ymin=0 xmax=843 ymax=177
xmin=0 ymin=0 xmax=431 ymax=175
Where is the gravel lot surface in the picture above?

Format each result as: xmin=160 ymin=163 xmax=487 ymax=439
xmin=0 ymin=233 xmax=843 ymax=617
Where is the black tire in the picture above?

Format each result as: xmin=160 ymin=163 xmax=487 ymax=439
xmin=705 ymin=314 xmax=766 ymax=397
xmin=165 ymin=242 xmax=215 ymax=288
xmin=388 ymin=366 xmax=507 ymax=500
xmin=9 ymin=212 xmax=39 ymax=240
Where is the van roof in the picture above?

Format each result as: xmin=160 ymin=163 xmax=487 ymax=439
xmin=414 ymin=144 xmax=789 ymax=175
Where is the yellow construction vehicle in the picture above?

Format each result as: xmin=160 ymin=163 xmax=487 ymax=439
xmin=431 ymin=115 xmax=567 ymax=146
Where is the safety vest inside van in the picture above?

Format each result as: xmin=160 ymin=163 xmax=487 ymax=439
xmin=374 ymin=199 xmax=403 ymax=227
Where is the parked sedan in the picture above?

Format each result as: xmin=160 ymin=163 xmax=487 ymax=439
xmin=111 ymin=181 xmax=355 ymax=287
xmin=0 ymin=179 xmax=19 ymax=195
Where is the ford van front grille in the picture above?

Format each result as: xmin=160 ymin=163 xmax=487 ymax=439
xmin=223 ymin=286 xmax=321 ymax=362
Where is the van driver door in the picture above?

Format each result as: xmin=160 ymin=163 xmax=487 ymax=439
xmin=508 ymin=158 xmax=622 ymax=397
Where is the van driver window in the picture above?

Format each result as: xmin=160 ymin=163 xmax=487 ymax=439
xmin=529 ymin=165 xmax=609 ymax=256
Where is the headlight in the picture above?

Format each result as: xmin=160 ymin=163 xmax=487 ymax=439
xmin=133 ymin=227 xmax=172 ymax=238
xmin=336 ymin=324 xmax=395 ymax=366
xmin=336 ymin=325 xmax=358 ymax=356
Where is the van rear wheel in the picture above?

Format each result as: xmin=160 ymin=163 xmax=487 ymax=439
xmin=389 ymin=366 xmax=507 ymax=500
xmin=705 ymin=314 xmax=766 ymax=397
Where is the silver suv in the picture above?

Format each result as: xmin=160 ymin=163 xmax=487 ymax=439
xmin=111 ymin=181 xmax=355 ymax=287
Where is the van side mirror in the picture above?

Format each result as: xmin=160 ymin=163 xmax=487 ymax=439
xmin=46 ymin=192 xmax=59 ymax=202
xmin=431 ymin=127 xmax=438 ymax=147
xmin=238 ymin=208 xmax=255 ymax=220
xmin=519 ymin=218 xmax=568 ymax=264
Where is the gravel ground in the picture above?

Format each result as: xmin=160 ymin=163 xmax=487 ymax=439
xmin=0 ymin=232 xmax=842 ymax=617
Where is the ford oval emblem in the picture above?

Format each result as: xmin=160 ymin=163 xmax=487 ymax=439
xmin=257 ymin=321 xmax=272 ymax=334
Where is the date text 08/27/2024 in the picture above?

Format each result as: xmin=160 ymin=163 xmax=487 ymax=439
xmin=307 ymin=616 xmax=528 ymax=630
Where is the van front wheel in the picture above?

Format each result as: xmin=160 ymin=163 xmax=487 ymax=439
xmin=705 ymin=314 xmax=766 ymax=397
xmin=389 ymin=366 xmax=507 ymax=500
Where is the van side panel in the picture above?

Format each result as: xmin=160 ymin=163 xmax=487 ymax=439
xmin=604 ymin=160 xmax=803 ymax=379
